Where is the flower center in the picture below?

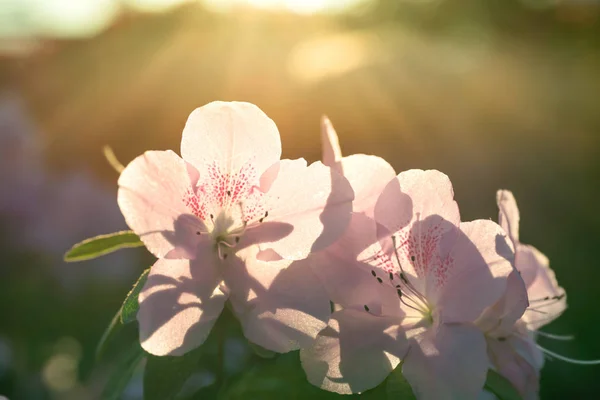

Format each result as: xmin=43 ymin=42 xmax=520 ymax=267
xmin=208 ymin=210 xmax=246 ymax=260
xmin=183 ymin=160 xmax=271 ymax=260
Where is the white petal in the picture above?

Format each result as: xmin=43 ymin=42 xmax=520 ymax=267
xmin=402 ymin=323 xmax=488 ymax=400
xmin=181 ymin=101 xmax=281 ymax=177
xmin=496 ymin=190 xmax=520 ymax=244
xmin=223 ymin=249 xmax=330 ymax=353
xmin=301 ymin=309 xmax=408 ymax=394
xmin=138 ymin=252 xmax=227 ymax=356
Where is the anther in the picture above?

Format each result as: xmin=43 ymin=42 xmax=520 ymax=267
xmin=227 ymin=190 xmax=231 ymax=197
xmin=400 ymin=273 xmax=408 ymax=284
xmin=371 ymin=270 xmax=377 ymax=277
xmin=210 ymin=214 xmax=214 ymax=220
xmin=396 ymin=285 xmax=401 ymax=288
xmin=376 ymin=277 xmax=383 ymax=284
xmin=196 ymin=231 xmax=201 ymax=235
xmin=364 ymin=305 xmax=370 ymax=312
xmin=235 ymin=237 xmax=240 ymax=244
xmin=397 ymin=289 xmax=402 ymax=297
xmin=411 ymin=255 xmax=415 ymax=262
xmin=389 ymin=272 xmax=394 ymax=280
xmin=223 ymin=253 xmax=228 ymax=259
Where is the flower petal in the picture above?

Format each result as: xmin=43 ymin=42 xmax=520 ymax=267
xmin=222 ymin=249 xmax=330 ymax=353
xmin=437 ymin=220 xmax=514 ymax=323
xmin=487 ymin=334 xmax=541 ymax=400
xmin=320 ymin=115 xmax=343 ymax=172
xmin=118 ymin=150 xmax=204 ymax=258
xmin=496 ymin=190 xmax=520 ymax=244
xmin=301 ymin=309 xmax=408 ymax=394
xmin=248 ymin=159 xmax=354 ymax=260
xmin=137 ymin=250 xmax=227 ymax=356
xmin=475 ymin=269 xmax=528 ymax=337
xmin=402 ymin=323 xmax=488 ymax=400
xmin=340 ymin=154 xmax=396 ymax=218
xmin=518 ymin=245 xmax=566 ymax=330
xmin=310 ymin=213 xmax=401 ymax=317
xmin=180 ymin=101 xmax=281 ymax=178
xmin=375 ymin=169 xmax=460 ymax=236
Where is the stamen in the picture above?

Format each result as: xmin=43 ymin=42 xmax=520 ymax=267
xmin=400 ymin=297 xmax=422 ymax=313
xmin=376 ymin=277 xmax=383 ymax=284
xmin=391 ymin=234 xmax=430 ymax=308
xmin=534 ymin=331 xmax=575 ymax=341
xmin=538 ymin=345 xmax=600 ymax=365
xmin=389 ymin=272 xmax=394 ymax=280
xmin=364 ymin=305 xmax=370 ymax=312
xmin=530 ymin=294 xmax=565 ymax=303
xmin=400 ymin=273 xmax=408 ymax=284
xmin=397 ymin=289 xmax=402 ymax=297
xmin=219 ymin=241 xmax=236 ymax=248
xmin=210 ymin=214 xmax=214 ymax=220
xmin=371 ymin=270 xmax=377 ymax=277
xmin=258 ymin=211 xmax=269 ymax=223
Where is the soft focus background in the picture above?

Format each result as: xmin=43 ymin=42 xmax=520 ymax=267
xmin=1 ymin=0 xmax=599 ymax=398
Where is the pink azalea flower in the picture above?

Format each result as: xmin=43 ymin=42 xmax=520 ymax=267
xmin=476 ymin=190 xmax=568 ymax=399
xmin=302 ymin=170 xmax=514 ymax=399
xmin=496 ymin=190 xmax=566 ymax=330
xmin=320 ymin=116 xmax=396 ymax=218
xmin=118 ymin=101 xmax=354 ymax=356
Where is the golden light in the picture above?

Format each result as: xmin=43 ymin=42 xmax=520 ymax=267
xmin=201 ymin=0 xmax=369 ymax=14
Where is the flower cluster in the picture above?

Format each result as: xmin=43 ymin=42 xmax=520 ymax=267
xmin=116 ymin=101 xmax=584 ymax=399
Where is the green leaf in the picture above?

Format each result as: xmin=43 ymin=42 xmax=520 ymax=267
xmin=96 ymin=308 xmax=124 ymax=361
xmin=121 ymin=269 xmax=150 ymax=324
xmin=64 ymin=230 xmax=144 ymax=262
xmin=96 ymin=269 xmax=150 ymax=360
xmin=385 ymin=362 xmax=416 ymax=399
xmin=102 ymin=343 xmax=145 ymax=400
xmin=222 ymin=351 xmax=351 ymax=400
xmin=484 ymin=369 xmax=522 ymax=400
xmin=144 ymin=346 xmax=206 ymax=400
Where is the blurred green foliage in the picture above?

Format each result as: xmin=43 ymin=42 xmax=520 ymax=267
xmin=1 ymin=0 xmax=599 ymax=398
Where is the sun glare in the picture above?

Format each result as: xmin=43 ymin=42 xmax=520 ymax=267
xmin=201 ymin=0 xmax=368 ymax=14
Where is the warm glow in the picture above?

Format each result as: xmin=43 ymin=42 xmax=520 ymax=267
xmin=202 ymin=0 xmax=368 ymax=14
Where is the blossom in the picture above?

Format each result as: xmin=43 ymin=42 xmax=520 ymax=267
xmin=496 ymin=190 xmax=566 ymax=330
xmin=118 ymin=101 xmax=354 ymax=356
xmin=476 ymin=190 xmax=567 ymax=399
xmin=320 ymin=116 xmax=396 ymax=217
xmin=302 ymin=169 xmax=514 ymax=399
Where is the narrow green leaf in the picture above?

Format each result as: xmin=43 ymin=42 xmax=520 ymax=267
xmin=121 ymin=269 xmax=150 ymax=324
xmin=102 ymin=343 xmax=145 ymax=400
xmin=143 ymin=346 xmax=206 ymax=400
xmin=96 ymin=308 xmax=123 ymax=361
xmin=484 ymin=369 xmax=522 ymax=400
xmin=64 ymin=230 xmax=144 ymax=262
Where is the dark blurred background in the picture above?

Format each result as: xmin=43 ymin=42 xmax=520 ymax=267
xmin=0 ymin=0 xmax=599 ymax=398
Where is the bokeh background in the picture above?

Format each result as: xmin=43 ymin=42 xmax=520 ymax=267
xmin=1 ymin=0 xmax=599 ymax=398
